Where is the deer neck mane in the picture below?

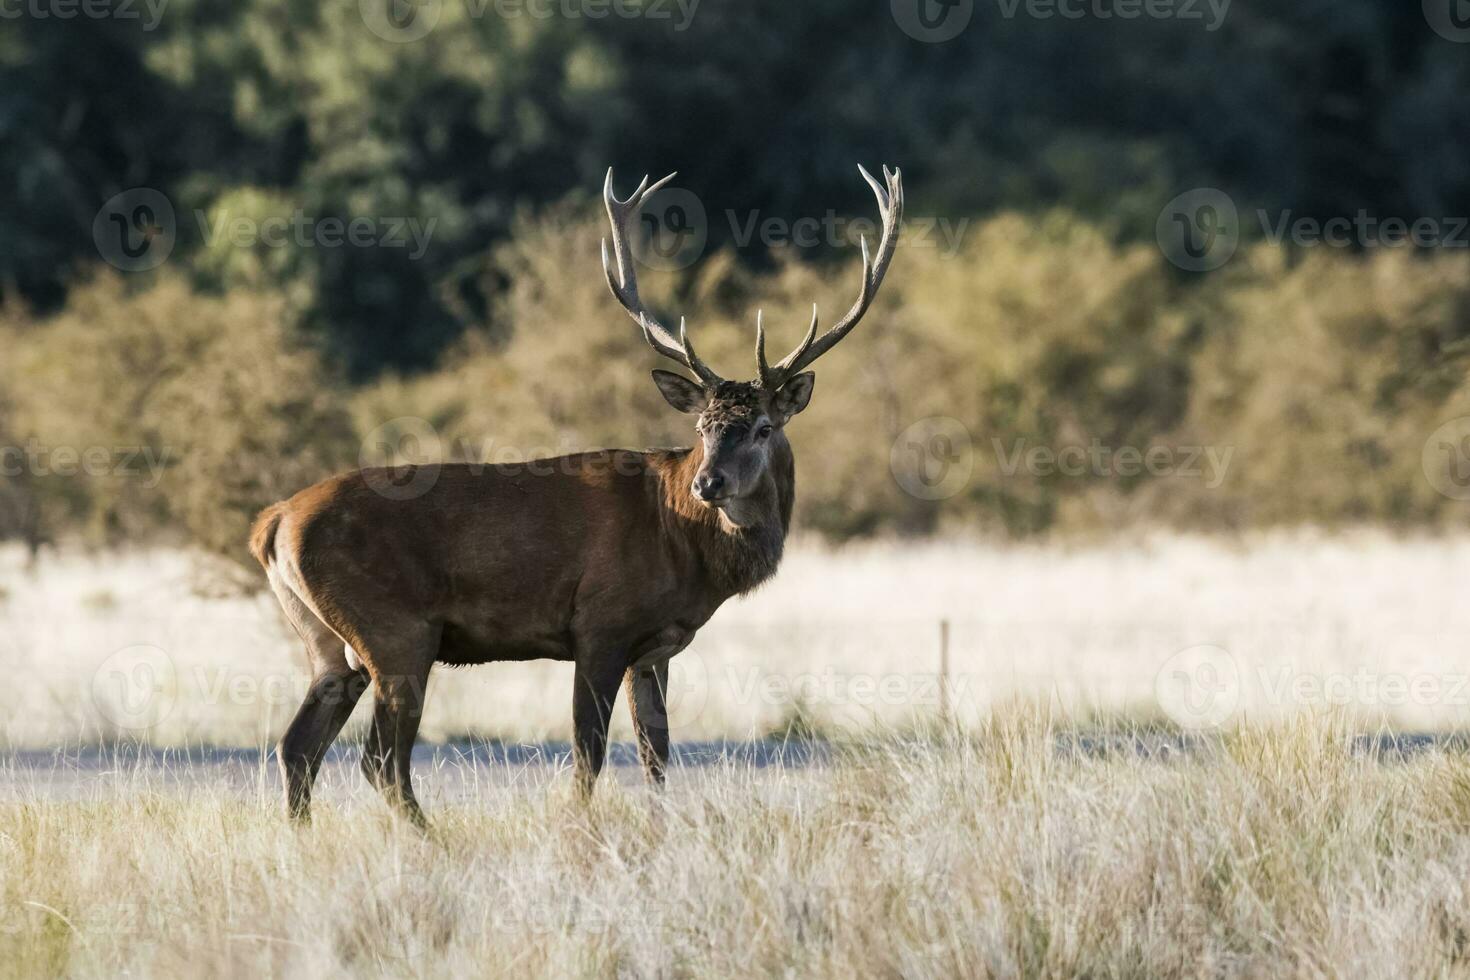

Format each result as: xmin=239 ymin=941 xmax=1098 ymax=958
xmin=655 ymin=437 xmax=794 ymax=597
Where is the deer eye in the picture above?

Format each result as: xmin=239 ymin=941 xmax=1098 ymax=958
xmin=757 ymin=424 xmax=774 ymax=439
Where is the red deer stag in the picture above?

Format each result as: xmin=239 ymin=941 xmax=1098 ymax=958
xmin=249 ymin=165 xmax=903 ymax=824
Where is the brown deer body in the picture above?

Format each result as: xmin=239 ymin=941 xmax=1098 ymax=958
xmin=251 ymin=166 xmax=902 ymax=824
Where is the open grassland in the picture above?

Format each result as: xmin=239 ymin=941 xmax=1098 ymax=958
xmin=7 ymin=535 xmax=1470 ymax=976
xmin=4 ymin=532 xmax=1470 ymax=748
xmin=7 ymin=719 xmax=1470 ymax=977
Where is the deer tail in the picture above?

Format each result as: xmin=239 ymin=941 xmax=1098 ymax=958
xmin=248 ymin=503 xmax=287 ymax=569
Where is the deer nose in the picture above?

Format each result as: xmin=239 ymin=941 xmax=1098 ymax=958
xmin=692 ymin=472 xmax=727 ymax=502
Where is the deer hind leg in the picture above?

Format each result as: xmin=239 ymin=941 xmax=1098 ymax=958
xmin=355 ymin=624 xmax=439 ymax=827
xmin=280 ymin=667 xmax=369 ymax=821
xmin=268 ymin=571 xmax=369 ymax=822
xmin=572 ymin=654 xmax=628 ymax=801
xmin=625 ymin=661 xmax=671 ymax=788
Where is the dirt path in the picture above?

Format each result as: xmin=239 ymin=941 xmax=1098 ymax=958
xmin=0 ymin=740 xmax=828 ymax=803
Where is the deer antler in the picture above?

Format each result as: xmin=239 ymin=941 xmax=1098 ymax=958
xmin=757 ymin=165 xmax=904 ymax=390
xmin=602 ymin=169 xmax=724 ymax=387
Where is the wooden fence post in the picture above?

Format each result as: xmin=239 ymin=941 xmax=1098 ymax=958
xmin=939 ymin=618 xmax=951 ymax=725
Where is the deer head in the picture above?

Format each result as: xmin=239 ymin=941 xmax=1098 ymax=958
xmin=601 ymin=166 xmax=904 ymax=521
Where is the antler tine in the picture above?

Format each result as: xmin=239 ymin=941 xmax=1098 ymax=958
xmin=762 ymin=165 xmax=904 ymax=388
xmin=602 ymin=168 xmax=723 ymax=386
xmin=755 ymin=310 xmax=771 ymax=388
xmin=767 ymin=304 xmax=820 ymax=378
xmin=755 ymin=305 xmax=815 ymax=387
xmin=678 ymin=317 xmax=721 ymax=386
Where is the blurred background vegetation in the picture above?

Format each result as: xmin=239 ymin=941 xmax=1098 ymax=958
xmin=4 ymin=0 xmax=1470 ymax=565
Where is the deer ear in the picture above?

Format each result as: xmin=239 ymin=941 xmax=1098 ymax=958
xmin=652 ymin=370 xmax=708 ymax=414
xmin=772 ymin=372 xmax=815 ymax=422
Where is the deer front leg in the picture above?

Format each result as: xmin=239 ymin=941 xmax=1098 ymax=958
xmin=572 ymin=654 xmax=626 ymax=801
xmin=625 ymin=661 xmax=671 ymax=788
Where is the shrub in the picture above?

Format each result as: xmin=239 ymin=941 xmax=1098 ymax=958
xmin=11 ymin=210 xmax=1470 ymax=560
xmin=1156 ymin=246 xmax=1470 ymax=530
xmin=0 ymin=273 xmax=355 ymax=564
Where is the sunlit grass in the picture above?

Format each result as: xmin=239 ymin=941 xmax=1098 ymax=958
xmin=4 ymin=715 xmax=1470 ymax=976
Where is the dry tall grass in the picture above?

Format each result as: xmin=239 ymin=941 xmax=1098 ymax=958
xmin=5 ymin=717 xmax=1470 ymax=976
xmin=8 ymin=535 xmax=1470 ymax=975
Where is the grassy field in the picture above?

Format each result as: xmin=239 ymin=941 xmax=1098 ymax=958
xmin=7 ymin=535 xmax=1470 ymax=975
xmin=4 ymin=532 xmax=1470 ymax=748
xmin=5 ymin=718 xmax=1470 ymax=976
